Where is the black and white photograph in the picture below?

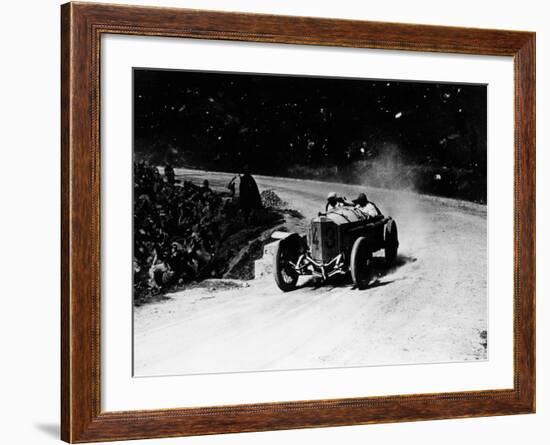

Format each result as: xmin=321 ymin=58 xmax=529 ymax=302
xmin=132 ymin=68 xmax=488 ymax=376
xmin=3 ymin=0 xmax=545 ymax=442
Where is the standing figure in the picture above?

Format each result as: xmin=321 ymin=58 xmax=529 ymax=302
xmin=239 ymin=169 xmax=262 ymax=223
xmin=164 ymin=162 xmax=175 ymax=185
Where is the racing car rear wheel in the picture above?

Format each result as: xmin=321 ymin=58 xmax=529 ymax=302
xmin=350 ymin=236 xmax=373 ymax=289
xmin=384 ymin=219 xmax=399 ymax=266
xmin=273 ymin=240 xmax=299 ymax=292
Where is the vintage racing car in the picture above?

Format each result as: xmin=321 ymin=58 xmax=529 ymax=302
xmin=272 ymin=206 xmax=398 ymax=291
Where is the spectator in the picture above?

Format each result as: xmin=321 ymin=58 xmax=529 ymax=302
xmin=164 ymin=162 xmax=175 ymax=185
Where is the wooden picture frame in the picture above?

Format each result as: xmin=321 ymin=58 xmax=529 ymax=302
xmin=61 ymin=2 xmax=535 ymax=442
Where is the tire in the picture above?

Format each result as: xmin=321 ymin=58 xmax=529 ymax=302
xmin=273 ymin=240 xmax=299 ymax=292
xmin=350 ymin=236 xmax=373 ymax=289
xmin=384 ymin=219 xmax=399 ymax=266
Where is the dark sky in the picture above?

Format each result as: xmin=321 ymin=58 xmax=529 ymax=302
xmin=133 ymin=68 xmax=486 ymax=175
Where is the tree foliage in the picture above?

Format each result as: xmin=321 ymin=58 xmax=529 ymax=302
xmin=134 ymin=69 xmax=487 ymax=202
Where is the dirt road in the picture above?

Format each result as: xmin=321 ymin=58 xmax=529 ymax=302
xmin=134 ymin=169 xmax=487 ymax=376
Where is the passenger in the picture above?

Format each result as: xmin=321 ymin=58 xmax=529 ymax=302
xmin=353 ymin=193 xmax=382 ymax=219
xmin=325 ymin=191 xmax=353 ymax=212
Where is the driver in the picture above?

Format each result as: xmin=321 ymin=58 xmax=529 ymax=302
xmin=325 ymin=191 xmax=353 ymax=211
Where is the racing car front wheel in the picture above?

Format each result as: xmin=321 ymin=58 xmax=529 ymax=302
xmin=273 ymin=240 xmax=299 ymax=292
xmin=350 ymin=236 xmax=373 ymax=289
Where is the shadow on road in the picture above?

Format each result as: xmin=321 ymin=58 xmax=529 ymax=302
xmin=296 ymin=253 xmax=416 ymax=291
xmin=362 ymin=279 xmax=395 ymax=290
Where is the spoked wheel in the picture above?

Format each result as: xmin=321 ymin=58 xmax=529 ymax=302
xmin=273 ymin=240 xmax=299 ymax=292
xmin=384 ymin=219 xmax=399 ymax=266
xmin=350 ymin=236 xmax=373 ymax=289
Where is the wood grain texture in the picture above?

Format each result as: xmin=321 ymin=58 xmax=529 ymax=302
xmin=60 ymin=2 xmax=536 ymax=442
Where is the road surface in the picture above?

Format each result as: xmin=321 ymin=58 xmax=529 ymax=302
xmin=134 ymin=169 xmax=487 ymax=376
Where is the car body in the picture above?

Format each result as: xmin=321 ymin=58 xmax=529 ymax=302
xmin=272 ymin=206 xmax=398 ymax=291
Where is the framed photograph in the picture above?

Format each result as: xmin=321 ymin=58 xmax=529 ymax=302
xmin=61 ymin=2 xmax=535 ymax=442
